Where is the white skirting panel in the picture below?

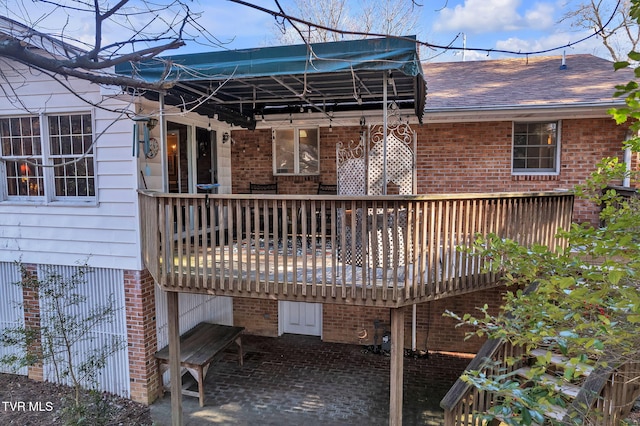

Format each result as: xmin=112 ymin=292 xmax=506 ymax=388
xmin=155 ymin=288 xmax=233 ymax=384
xmin=155 ymin=288 xmax=234 ymax=350
xmin=0 ymin=262 xmax=27 ymax=375
xmin=38 ymin=265 xmax=130 ymax=397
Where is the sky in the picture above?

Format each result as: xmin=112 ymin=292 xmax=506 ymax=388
xmin=0 ymin=0 xmax=629 ymax=62
xmin=198 ymin=0 xmax=621 ymax=62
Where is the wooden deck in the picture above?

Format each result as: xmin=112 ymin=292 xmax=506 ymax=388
xmin=140 ymin=191 xmax=574 ymax=308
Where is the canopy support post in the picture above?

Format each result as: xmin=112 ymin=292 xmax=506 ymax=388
xmin=167 ymin=291 xmax=183 ymax=426
xmin=389 ymin=306 xmax=405 ymax=426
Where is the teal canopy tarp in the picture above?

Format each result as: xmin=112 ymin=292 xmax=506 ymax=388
xmin=117 ymin=36 xmax=422 ymax=81
xmin=116 ymin=36 xmax=425 ymax=128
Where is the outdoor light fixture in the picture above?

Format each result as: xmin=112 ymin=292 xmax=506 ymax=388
xmin=222 ymin=132 xmax=230 ymax=143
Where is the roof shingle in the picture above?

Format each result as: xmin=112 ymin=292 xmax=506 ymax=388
xmin=423 ymin=54 xmax=634 ymax=111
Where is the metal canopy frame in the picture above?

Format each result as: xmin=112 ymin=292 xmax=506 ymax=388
xmin=116 ymin=36 xmax=426 ymax=129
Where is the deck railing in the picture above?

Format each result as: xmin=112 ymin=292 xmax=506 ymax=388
xmin=139 ymin=191 xmax=574 ymax=307
xmin=441 ymin=340 xmax=640 ymax=425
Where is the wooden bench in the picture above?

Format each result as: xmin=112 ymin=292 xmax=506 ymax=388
xmin=155 ymin=322 xmax=244 ymax=407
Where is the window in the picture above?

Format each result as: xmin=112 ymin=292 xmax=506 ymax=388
xmin=512 ymin=121 xmax=560 ymax=174
xmin=0 ymin=113 xmax=95 ymax=201
xmin=273 ymin=127 xmax=319 ymax=175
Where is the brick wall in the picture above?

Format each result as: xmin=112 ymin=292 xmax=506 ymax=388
xmin=413 ymin=119 xmax=630 ymax=225
xmin=231 ymin=287 xmax=505 ymax=354
xmin=233 ymin=298 xmax=279 ymax=336
xmin=231 ymin=118 xmax=632 ymax=224
xmin=231 ymin=127 xmax=343 ymax=195
xmin=322 ymin=286 xmax=504 ymax=354
xmin=20 ymin=263 xmax=43 ymax=381
xmin=124 ymin=269 xmax=159 ymax=404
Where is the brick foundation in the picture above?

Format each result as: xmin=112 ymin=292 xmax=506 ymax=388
xmin=231 ymin=286 xmax=506 ymax=355
xmin=20 ymin=263 xmax=43 ymax=381
xmin=233 ymin=298 xmax=279 ymax=336
xmin=322 ymin=286 xmax=505 ymax=354
xmin=124 ymin=269 xmax=159 ymax=404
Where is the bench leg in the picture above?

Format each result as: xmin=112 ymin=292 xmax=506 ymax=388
xmin=197 ymin=365 xmax=205 ymax=407
xmin=235 ymin=336 xmax=243 ymax=366
xmin=235 ymin=336 xmax=244 ymax=365
xmin=158 ymin=362 xmax=169 ymax=398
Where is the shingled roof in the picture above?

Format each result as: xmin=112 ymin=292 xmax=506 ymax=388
xmin=423 ymin=54 xmax=634 ymax=115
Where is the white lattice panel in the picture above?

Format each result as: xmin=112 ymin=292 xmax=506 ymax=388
xmin=368 ymin=119 xmax=416 ymax=195
xmin=336 ymin=138 xmax=367 ymax=195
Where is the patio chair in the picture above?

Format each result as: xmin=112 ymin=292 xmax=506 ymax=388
xmin=311 ymin=182 xmax=338 ymax=236
xmin=317 ymin=183 xmax=337 ymax=195
xmin=248 ymin=182 xmax=279 ymax=236
xmin=249 ymin=182 xmax=278 ymax=194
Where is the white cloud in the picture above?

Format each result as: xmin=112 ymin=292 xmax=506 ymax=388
xmin=494 ymin=30 xmax=607 ymax=58
xmin=523 ymin=3 xmax=555 ymax=29
xmin=433 ymin=0 xmax=556 ymax=34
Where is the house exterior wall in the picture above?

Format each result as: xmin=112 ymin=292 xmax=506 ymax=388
xmin=231 ymin=117 xmax=633 ymax=225
xmin=0 ymin=64 xmax=238 ymax=405
xmin=227 ymin=114 xmax=634 ymax=354
xmin=229 ymin=287 xmax=504 ymax=354
xmin=414 ymin=118 xmax=632 ymax=226
xmin=0 ymin=62 xmax=142 ymax=271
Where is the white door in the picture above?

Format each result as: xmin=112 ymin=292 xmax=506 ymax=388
xmin=279 ymin=301 xmax=322 ymax=336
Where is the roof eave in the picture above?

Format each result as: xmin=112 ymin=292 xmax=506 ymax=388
xmin=423 ymin=102 xmax=625 ymax=123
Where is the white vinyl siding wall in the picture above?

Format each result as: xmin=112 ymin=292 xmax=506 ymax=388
xmin=39 ymin=265 xmax=130 ymax=397
xmin=155 ymin=290 xmax=233 ymax=383
xmin=0 ymin=262 xmax=27 ymax=375
xmin=0 ymin=62 xmax=141 ymax=270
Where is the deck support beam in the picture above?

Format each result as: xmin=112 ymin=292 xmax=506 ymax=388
xmin=167 ymin=290 xmax=183 ymax=426
xmin=389 ymin=306 xmax=405 ymax=426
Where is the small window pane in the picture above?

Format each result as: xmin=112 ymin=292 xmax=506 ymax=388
xmin=0 ymin=117 xmax=44 ymax=199
xmin=274 ymin=128 xmax=319 ymax=175
xmin=274 ymin=129 xmax=295 ymax=174
xmin=512 ymin=121 xmax=558 ymax=173
xmin=6 ymin=160 xmax=43 ymax=196
xmin=298 ymin=128 xmax=319 ymax=174
xmin=49 ymin=113 xmax=95 ymax=199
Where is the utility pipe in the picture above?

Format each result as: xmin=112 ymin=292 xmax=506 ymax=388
xmin=382 ymin=71 xmax=388 ymax=195
xmin=624 ymin=146 xmax=632 ymax=187
xmin=623 ymin=130 xmax=635 ymax=187
xmin=412 ymin=304 xmax=417 ymax=351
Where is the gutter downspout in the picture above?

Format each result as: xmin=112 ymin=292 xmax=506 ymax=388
xmin=624 ymin=130 xmax=635 ymax=187
xmin=383 ymin=71 xmax=388 ymax=195
xmin=412 ymin=304 xmax=417 ymax=351
xmin=160 ymin=93 xmax=167 ymax=192
xmin=624 ymin=146 xmax=632 ymax=187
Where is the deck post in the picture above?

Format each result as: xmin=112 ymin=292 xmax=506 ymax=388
xmin=389 ymin=306 xmax=405 ymax=426
xmin=167 ymin=290 xmax=183 ymax=426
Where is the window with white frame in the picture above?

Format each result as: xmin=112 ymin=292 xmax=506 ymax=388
xmin=273 ymin=127 xmax=319 ymax=175
xmin=512 ymin=121 xmax=560 ymax=174
xmin=0 ymin=113 xmax=95 ymax=201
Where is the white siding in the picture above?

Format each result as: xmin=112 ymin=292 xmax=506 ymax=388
xmin=0 ymin=262 xmax=27 ymax=375
xmin=155 ymin=289 xmax=233 ymax=383
xmin=155 ymin=289 xmax=234 ymax=349
xmin=38 ymin=265 xmax=130 ymax=397
xmin=0 ymin=61 xmax=142 ymax=270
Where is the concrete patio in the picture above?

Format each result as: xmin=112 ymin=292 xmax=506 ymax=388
xmin=150 ymin=333 xmax=472 ymax=425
